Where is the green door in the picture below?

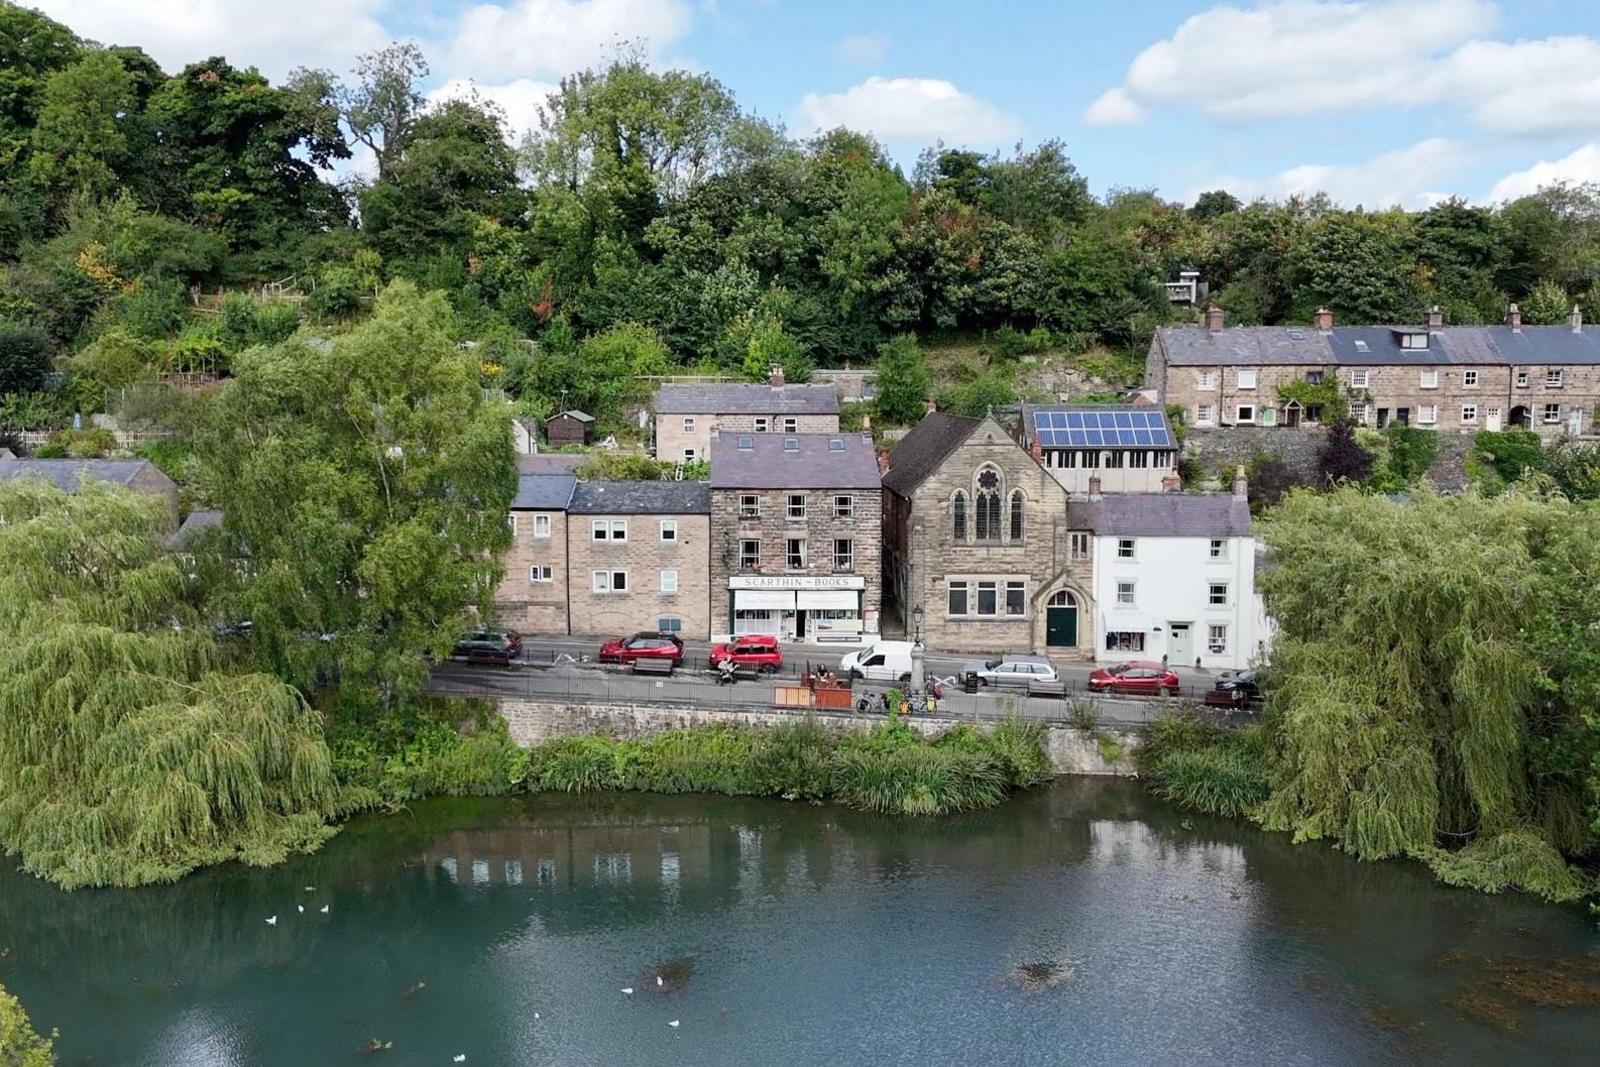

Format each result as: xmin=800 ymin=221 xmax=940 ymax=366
xmin=1046 ymin=605 xmax=1077 ymax=647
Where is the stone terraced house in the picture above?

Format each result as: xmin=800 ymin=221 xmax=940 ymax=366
xmin=496 ymin=473 xmax=578 ymax=635
xmin=567 ymin=480 xmax=712 ymax=640
xmin=1148 ymin=305 xmax=1600 ymax=439
xmin=653 ymin=370 xmax=840 ymax=464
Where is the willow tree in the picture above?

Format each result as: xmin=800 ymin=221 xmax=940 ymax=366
xmin=1257 ymin=487 xmax=1593 ymax=901
xmin=0 ymin=480 xmax=342 ymax=889
xmin=192 ymin=281 xmax=517 ymax=708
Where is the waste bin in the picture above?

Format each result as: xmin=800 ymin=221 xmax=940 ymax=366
xmin=963 ymin=670 xmax=979 ymax=694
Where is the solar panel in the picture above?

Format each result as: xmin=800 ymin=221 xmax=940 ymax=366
xmin=1134 ymin=429 xmax=1153 ymax=445
xmin=1086 ymin=429 xmax=1104 ymax=445
xmin=1115 ymin=412 xmax=1133 ymax=428
xmin=1068 ymin=429 xmax=1086 ymax=445
xmin=1065 ymin=412 xmax=1083 ymax=428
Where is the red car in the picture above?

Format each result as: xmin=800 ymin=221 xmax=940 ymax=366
xmin=710 ymin=634 xmax=783 ymax=674
xmin=1088 ymin=661 xmax=1181 ymax=696
xmin=599 ymin=632 xmax=686 ymax=666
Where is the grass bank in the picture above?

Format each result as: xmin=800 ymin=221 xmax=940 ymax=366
xmin=328 ymin=699 xmax=1054 ymax=818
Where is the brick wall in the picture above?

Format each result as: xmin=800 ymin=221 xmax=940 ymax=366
xmin=495 ymin=510 xmax=569 ymax=634
xmin=568 ymin=512 xmax=713 ymax=639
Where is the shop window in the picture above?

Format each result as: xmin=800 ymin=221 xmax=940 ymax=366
xmin=1106 ymin=631 xmax=1146 ymax=652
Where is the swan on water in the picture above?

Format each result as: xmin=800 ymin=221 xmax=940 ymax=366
xmin=264 ymin=916 xmax=277 ymax=925
xmin=621 ymin=987 xmax=633 ymax=995
xmin=321 ymin=905 xmax=330 ymax=914
xmin=668 ymin=1021 xmax=680 ymax=1028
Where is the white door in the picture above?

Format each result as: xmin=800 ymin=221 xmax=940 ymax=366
xmin=1570 ymin=409 xmax=1584 ymax=436
xmin=1486 ymin=407 xmax=1502 ymax=432
xmin=1168 ymin=623 xmax=1194 ymax=664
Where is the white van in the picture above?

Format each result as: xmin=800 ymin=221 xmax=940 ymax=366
xmin=839 ymin=641 xmax=916 ymax=684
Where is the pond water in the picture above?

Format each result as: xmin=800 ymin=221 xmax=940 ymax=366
xmin=2 ymin=779 xmax=1597 ymax=1065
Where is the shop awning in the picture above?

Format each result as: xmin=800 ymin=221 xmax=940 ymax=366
xmin=734 ymin=590 xmax=795 ymax=611
xmin=796 ymin=590 xmax=859 ymax=610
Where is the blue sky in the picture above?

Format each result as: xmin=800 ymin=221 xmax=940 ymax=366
xmin=34 ymin=0 xmax=1600 ymax=205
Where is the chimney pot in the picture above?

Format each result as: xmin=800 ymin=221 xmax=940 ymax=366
xmin=1571 ymin=304 xmax=1584 ymax=333
xmin=1204 ymin=305 xmax=1225 ymax=333
xmin=1427 ymin=305 xmax=1444 ymax=331
xmin=1087 ymin=474 xmax=1102 ymax=499
xmin=860 ymin=412 xmax=871 ymax=430
xmin=1161 ymin=468 xmax=1182 ymax=493
xmin=1313 ymin=307 xmax=1333 ymax=332
xmin=1233 ymin=464 xmax=1249 ymax=500
xmin=1506 ymin=303 xmax=1522 ymax=330
xmin=769 ymin=364 xmax=785 ymax=387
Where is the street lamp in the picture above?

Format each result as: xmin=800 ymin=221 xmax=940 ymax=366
xmin=911 ymin=604 xmax=924 ymax=645
xmin=909 ymin=605 xmax=926 ymax=693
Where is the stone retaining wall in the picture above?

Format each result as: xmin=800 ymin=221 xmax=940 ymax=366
xmin=1184 ymin=425 xmax=1475 ymax=490
xmin=497 ymin=698 xmax=1140 ymax=777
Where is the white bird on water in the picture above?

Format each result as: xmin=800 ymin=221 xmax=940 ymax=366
xmin=656 ymin=976 xmax=663 ymax=987
xmin=297 ymin=905 xmax=304 ymax=914
xmin=621 ymin=987 xmax=633 ymax=995
xmin=453 ymin=1056 xmax=466 ymax=1063
xmin=264 ymin=916 xmax=277 ymax=926
xmin=320 ymin=905 xmax=330 ymax=914
xmin=668 ymin=1020 xmax=680 ymax=1028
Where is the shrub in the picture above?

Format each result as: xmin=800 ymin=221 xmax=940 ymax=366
xmin=0 ymin=982 xmax=55 ymax=1067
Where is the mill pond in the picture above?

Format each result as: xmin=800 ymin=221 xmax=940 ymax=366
xmin=2 ymin=779 xmax=1597 ymax=1065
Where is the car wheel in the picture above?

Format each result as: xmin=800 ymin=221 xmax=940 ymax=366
xmin=1164 ymin=685 xmax=1179 ymax=697
xmin=849 ymin=669 xmax=862 ymax=682
xmin=898 ymin=673 xmax=912 ymax=686
xmin=758 ymin=663 xmax=777 ymax=675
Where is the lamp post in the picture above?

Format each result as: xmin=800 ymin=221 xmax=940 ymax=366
xmin=909 ymin=605 xmax=926 ymax=692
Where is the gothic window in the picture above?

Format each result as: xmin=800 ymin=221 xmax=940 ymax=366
xmin=975 ymin=469 xmax=1001 ymax=541
xmin=1009 ymin=490 xmax=1024 ymax=542
xmin=952 ymin=491 xmax=967 ymax=541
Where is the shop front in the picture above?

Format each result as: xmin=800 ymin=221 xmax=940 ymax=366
xmin=728 ymin=576 xmax=871 ymax=643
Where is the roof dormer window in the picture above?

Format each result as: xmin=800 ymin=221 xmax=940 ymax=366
xmin=1398 ymin=331 xmax=1429 ymax=350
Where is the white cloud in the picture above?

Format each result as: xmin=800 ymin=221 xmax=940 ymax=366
xmin=797 ymin=76 xmax=1023 ymax=145
xmin=427 ymin=78 xmax=558 ymax=142
xmin=32 ymin=0 xmax=390 ymax=78
xmin=1196 ymin=137 xmax=1465 ymax=209
xmin=1081 ymin=0 xmax=1600 ymax=140
xmin=1489 ymin=144 xmax=1600 ymax=202
xmin=445 ymin=0 xmax=694 ymax=82
xmin=835 ymin=33 xmax=890 ymax=64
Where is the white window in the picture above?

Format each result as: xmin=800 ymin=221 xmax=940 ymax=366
xmin=787 ymin=493 xmax=807 ymax=520
xmin=754 ymin=417 xmax=771 ymax=432
xmin=1349 ymin=402 xmax=1370 ymax=426
xmin=683 ymin=417 xmax=695 ymax=433
xmin=1005 ymin=580 xmax=1026 ymax=616
xmin=1463 ymin=369 xmax=1479 ymax=388
xmin=1401 ymin=333 xmax=1428 ymax=349
xmin=1208 ymin=582 xmax=1229 ymax=606
xmin=976 ymin=581 xmax=999 ymax=616
xmin=947 ymin=581 xmax=969 ymax=616
xmin=1546 ymin=368 xmax=1564 ymax=388
xmin=592 ymin=520 xmax=627 ymax=541
xmin=1515 ymin=370 xmax=1529 ymax=388
xmin=1236 ymin=405 xmax=1256 ymax=424
xmin=660 ymin=569 xmax=678 ymax=594
xmin=1544 ymin=403 xmax=1562 ymax=424
xmin=833 ymin=538 xmax=853 ymax=572
xmin=509 ymin=514 xmax=518 ymax=538
xmin=1070 ymin=532 xmax=1090 ymax=559
xmin=1196 ymin=403 xmax=1215 ymax=426
xmin=1418 ymin=405 xmax=1438 ymax=426
xmin=683 ymin=448 xmax=696 ymax=462
xmin=528 ymin=565 xmax=552 ymax=583
xmin=834 ymin=495 xmax=854 ymax=519
xmin=1460 ymin=405 xmax=1477 ymax=424
xmin=1207 ymin=625 xmax=1228 ymax=654
xmin=659 ymin=520 xmax=677 ymax=542
xmin=1116 ymin=581 xmax=1136 ymax=606
xmin=786 ymin=538 xmax=806 ymax=570
xmin=1349 ymin=370 xmax=1369 ymax=389
xmin=592 ymin=570 xmax=628 ymax=593
xmin=1420 ymin=369 xmax=1438 ymax=389
xmin=739 ymin=494 xmax=760 ymax=518
xmin=1237 ymin=368 xmax=1257 ymax=390
xmin=783 ymin=417 xmax=798 ymax=433
xmin=1197 ymin=369 xmax=1216 ymax=390
xmin=534 ymin=514 xmax=551 ymax=539
xmin=1209 ymin=539 xmax=1227 ymax=560
xmin=739 ymin=539 xmax=760 ymax=570
xmin=1117 ymin=538 xmax=1135 ymax=559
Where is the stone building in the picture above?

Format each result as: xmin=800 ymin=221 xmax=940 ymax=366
xmin=653 ymin=370 xmax=840 ymax=463
xmin=1018 ymin=404 xmax=1180 ymax=495
xmin=494 ymin=473 xmax=577 ymax=634
xmin=708 ymin=430 xmax=881 ymax=643
xmin=0 ymin=457 xmax=180 ymax=530
xmin=881 ymin=413 xmax=1096 ymax=657
xmin=566 ymin=480 xmax=713 ymax=639
xmin=1147 ymin=305 xmax=1600 ymax=439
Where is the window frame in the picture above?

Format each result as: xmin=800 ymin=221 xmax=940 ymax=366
xmin=1195 ymin=403 xmax=1215 ymax=426
xmin=1115 ymin=580 xmax=1136 ymax=606
xmin=1420 ymin=368 xmax=1439 ymax=389
xmin=1462 ymin=369 xmax=1479 ymax=388
xmin=682 ymin=416 xmax=695 ymax=433
xmin=753 ymin=417 xmax=771 ymax=432
xmin=1546 ymin=368 xmax=1564 ymax=388
xmin=787 ymin=493 xmax=807 ymax=520
xmin=1418 ymin=404 xmax=1438 ymax=426
xmin=783 ymin=416 xmax=798 ymax=433
xmin=1207 ymin=624 xmax=1228 ymax=654
xmin=1236 ymin=368 xmax=1258 ymax=390
xmin=1117 ymin=538 xmax=1136 ymax=560
xmin=834 ymin=494 xmax=854 ymax=519
xmin=659 ymin=519 xmax=678 ymax=542
xmin=1543 ymin=403 xmax=1562 ymax=424
xmin=1070 ymin=532 xmax=1091 ymax=560
xmin=533 ymin=514 xmax=551 ymax=539
xmin=528 ymin=564 xmax=553 ymax=583
xmin=1208 ymin=581 xmax=1229 ymax=607
xmin=833 ymin=538 xmax=854 ymax=573
xmin=591 ymin=519 xmax=628 ymax=542
xmin=739 ymin=494 xmax=761 ymax=519
xmin=947 ymin=581 xmax=969 ymax=617
xmin=592 ymin=570 xmax=628 ymax=594
xmin=1005 ymin=580 xmax=1026 ymax=617
xmin=1197 ymin=369 xmax=1216 ymax=390
xmin=1349 ymin=370 xmax=1369 ymax=389
xmin=739 ymin=538 xmax=761 ymax=571
xmin=659 ymin=569 xmax=678 ymax=595
xmin=1209 ymin=538 xmax=1227 ymax=560
xmin=1460 ymin=404 xmax=1478 ymax=424
xmin=785 ymin=537 xmax=807 ymax=571
xmin=976 ymin=580 xmax=999 ymax=616
xmin=1235 ymin=404 xmax=1256 ymax=424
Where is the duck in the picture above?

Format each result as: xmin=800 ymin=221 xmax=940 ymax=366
xmin=264 ymin=916 xmax=277 ymax=926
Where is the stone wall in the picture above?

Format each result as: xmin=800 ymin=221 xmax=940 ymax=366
xmin=496 ymin=697 xmax=1140 ymax=777
xmin=1184 ymin=426 xmax=1327 ymax=485
xmin=568 ymin=511 xmax=713 ymax=638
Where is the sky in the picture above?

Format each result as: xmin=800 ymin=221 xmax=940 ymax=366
xmin=29 ymin=0 xmax=1600 ymax=207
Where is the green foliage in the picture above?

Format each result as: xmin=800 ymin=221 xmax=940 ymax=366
xmin=1140 ymin=714 xmax=1271 ymax=818
xmin=58 ymin=424 xmax=114 ymax=457
xmin=1520 ymin=279 xmax=1572 ymax=325
xmin=1423 ymin=830 xmax=1590 ymax=903
xmin=1473 ymin=429 xmax=1545 ymax=491
xmin=940 ymin=371 xmax=1016 ymax=418
xmin=571 ymin=452 xmax=701 ymax=480
xmin=1362 ymin=424 xmax=1439 ymax=491
xmin=0 ymin=981 xmax=55 ymax=1067
xmin=873 ymin=333 xmax=930 ymax=424
xmin=0 ymin=320 xmax=50 ymax=392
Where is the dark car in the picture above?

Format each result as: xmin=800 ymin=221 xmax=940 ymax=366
xmin=710 ymin=634 xmax=783 ymax=674
xmin=452 ymin=629 xmax=522 ymax=665
xmin=599 ymin=632 xmax=686 ymax=666
xmin=1204 ymin=670 xmax=1261 ymax=708
xmin=1087 ymin=661 xmax=1181 ymax=696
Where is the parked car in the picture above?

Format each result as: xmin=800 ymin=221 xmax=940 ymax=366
xmin=839 ymin=641 xmax=917 ymax=684
xmin=599 ymin=632 xmax=686 ymax=667
xmin=960 ymin=654 xmax=1058 ymax=687
xmin=710 ymin=634 xmax=783 ymax=673
xmin=1087 ymin=661 xmax=1180 ymax=696
xmin=452 ymin=629 xmax=522 ymax=665
xmin=1204 ymin=670 xmax=1261 ymax=708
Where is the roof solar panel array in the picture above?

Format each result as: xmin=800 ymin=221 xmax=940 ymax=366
xmin=1031 ymin=409 xmax=1173 ymax=448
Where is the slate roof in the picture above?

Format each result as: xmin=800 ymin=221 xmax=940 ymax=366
xmin=166 ymin=509 xmax=223 ymax=550
xmin=881 ymin=412 xmax=980 ymax=495
xmin=1156 ymin=324 xmax=1600 ymax=367
xmin=517 ymin=452 xmax=586 ymax=475
xmin=709 ymin=432 xmax=881 ymax=489
xmin=569 ymin=480 xmax=710 ymax=514
xmin=0 ymin=457 xmax=174 ymax=491
xmin=1073 ymin=493 xmax=1251 ymax=538
xmin=511 ymin=474 xmax=577 ymax=510
xmin=550 ymin=410 xmax=594 ymax=422
xmin=654 ymin=382 xmax=839 ymax=415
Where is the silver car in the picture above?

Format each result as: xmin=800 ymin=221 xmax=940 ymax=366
xmin=961 ymin=655 xmax=1058 ymax=687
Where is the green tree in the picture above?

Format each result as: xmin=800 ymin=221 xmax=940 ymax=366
xmin=0 ymin=478 xmax=342 ymax=889
xmin=1520 ymin=279 xmax=1571 ymax=325
xmin=335 ymin=42 xmax=428 ymax=181
xmin=0 ymin=319 xmax=49 ymax=392
xmin=873 ymin=333 xmax=930 ymax=424
xmin=0 ymin=1 xmax=81 ymax=182
xmin=0 ymin=980 xmax=54 ymax=1066
xmin=27 ymin=50 xmax=135 ymax=206
xmin=193 ymin=282 xmax=517 ymax=707
xmin=1289 ymin=210 xmax=1419 ymax=322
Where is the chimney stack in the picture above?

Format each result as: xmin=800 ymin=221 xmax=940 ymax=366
xmin=1204 ymin=305 xmax=1225 ymax=333
xmin=1571 ymin=304 xmax=1584 ymax=333
xmin=1427 ymin=305 xmax=1444 ymax=331
xmin=1232 ymin=465 xmax=1249 ymax=501
xmin=860 ymin=412 xmax=871 ymax=430
xmin=1161 ymin=468 xmax=1182 ymax=493
xmin=1313 ymin=306 xmax=1333 ymax=332
xmin=1029 ymin=438 xmax=1043 ymax=462
xmin=1506 ymin=303 xmax=1522 ymax=330
xmin=769 ymin=364 xmax=785 ymax=387
xmin=1087 ymin=474 xmax=1103 ymax=500
xmin=924 ymin=397 xmax=937 ymax=415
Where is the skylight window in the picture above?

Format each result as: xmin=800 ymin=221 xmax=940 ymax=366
xmin=783 ymin=437 xmax=799 ymax=451
xmin=737 ymin=435 xmax=753 ymax=449
xmin=828 ymin=438 xmax=845 ymax=451
xmin=1287 ymin=329 xmax=1305 ymax=340
xmin=1353 ymin=340 xmax=1370 ymax=353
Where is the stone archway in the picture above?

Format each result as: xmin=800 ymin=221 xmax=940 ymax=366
xmin=1032 ymin=580 xmax=1092 ymax=656
xmin=1044 ymin=590 xmax=1078 ymax=648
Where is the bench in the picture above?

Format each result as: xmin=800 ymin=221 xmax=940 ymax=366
xmin=631 ymin=658 xmax=676 ymax=676
xmin=1027 ymin=679 xmax=1067 ymax=699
